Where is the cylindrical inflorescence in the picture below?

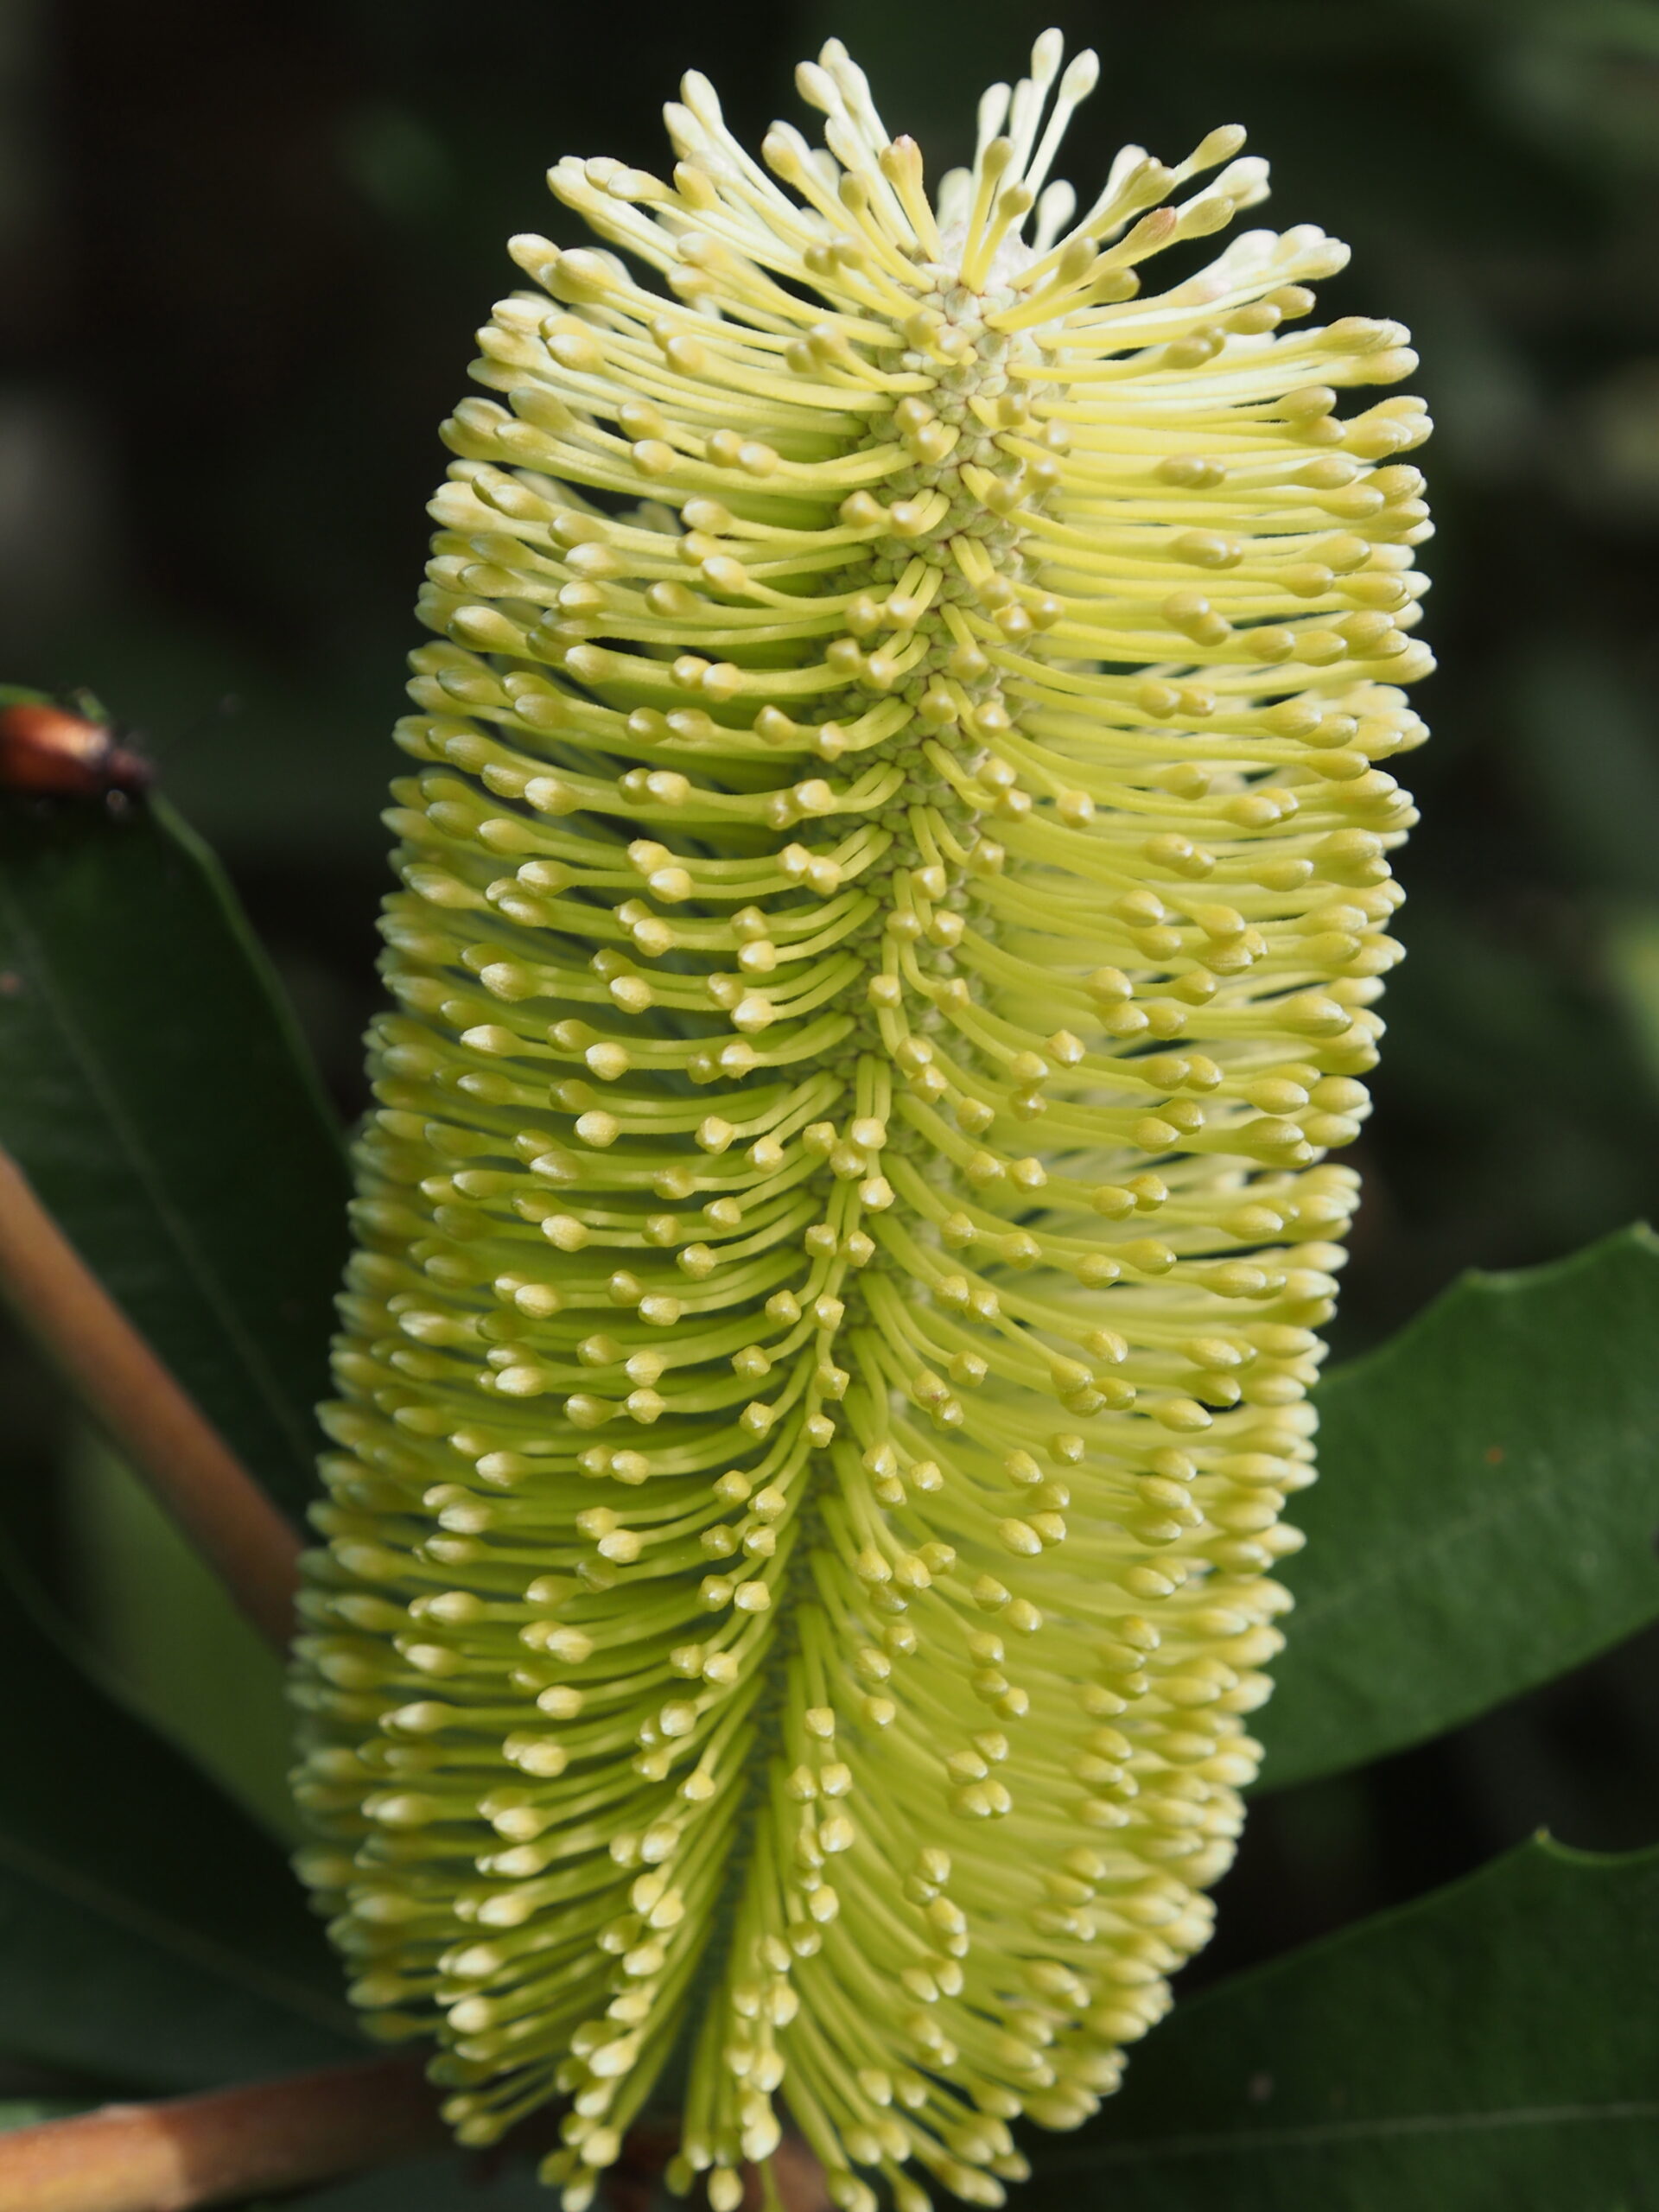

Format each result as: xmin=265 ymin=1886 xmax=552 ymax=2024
xmin=290 ymin=29 xmax=1429 ymax=2212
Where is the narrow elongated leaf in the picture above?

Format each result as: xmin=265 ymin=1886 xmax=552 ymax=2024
xmin=0 ymin=1863 xmax=354 ymax=2095
xmin=0 ymin=770 xmax=349 ymax=1519
xmin=0 ymin=1528 xmax=356 ymax=2088
xmin=67 ymin=1428 xmax=301 ymax=1840
xmin=1259 ymin=1224 xmax=1659 ymax=1789
xmin=1036 ymin=1835 xmax=1659 ymax=2208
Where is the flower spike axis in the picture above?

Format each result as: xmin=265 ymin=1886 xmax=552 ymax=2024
xmin=291 ymin=27 xmax=1429 ymax=2211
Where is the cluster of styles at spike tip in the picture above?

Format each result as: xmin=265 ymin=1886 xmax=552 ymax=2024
xmin=289 ymin=26 xmax=1429 ymax=2212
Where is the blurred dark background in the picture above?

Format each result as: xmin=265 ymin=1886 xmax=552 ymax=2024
xmin=3 ymin=0 xmax=1658 ymax=2064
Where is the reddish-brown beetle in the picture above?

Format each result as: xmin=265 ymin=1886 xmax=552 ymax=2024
xmin=0 ymin=701 xmax=151 ymax=798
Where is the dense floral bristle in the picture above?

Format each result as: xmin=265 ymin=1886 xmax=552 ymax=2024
xmin=290 ymin=28 xmax=1429 ymax=2210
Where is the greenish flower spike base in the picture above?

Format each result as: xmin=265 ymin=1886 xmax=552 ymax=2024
xmin=289 ymin=28 xmax=1430 ymax=2210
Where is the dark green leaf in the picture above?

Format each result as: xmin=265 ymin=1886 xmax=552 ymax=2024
xmin=1036 ymin=1835 xmax=1659 ymax=2209
xmin=0 ymin=766 xmax=350 ymax=1521
xmin=1259 ymin=1225 xmax=1659 ymax=1790
xmin=67 ymin=1428 xmax=301 ymax=1842
xmin=0 ymin=1866 xmax=353 ymax=2098
xmin=0 ymin=1525 xmax=357 ymax=2090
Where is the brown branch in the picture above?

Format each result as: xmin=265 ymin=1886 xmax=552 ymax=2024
xmin=0 ymin=1146 xmax=302 ymax=1651
xmin=0 ymin=2055 xmax=842 ymax=2212
xmin=0 ymin=2056 xmax=448 ymax=2212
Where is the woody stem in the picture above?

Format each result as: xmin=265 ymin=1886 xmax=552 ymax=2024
xmin=0 ymin=1145 xmax=302 ymax=1651
xmin=0 ymin=2056 xmax=447 ymax=2212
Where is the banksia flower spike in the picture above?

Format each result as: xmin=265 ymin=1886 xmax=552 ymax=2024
xmin=292 ymin=29 xmax=1429 ymax=2210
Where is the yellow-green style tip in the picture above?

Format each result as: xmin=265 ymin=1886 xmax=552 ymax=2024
xmin=290 ymin=24 xmax=1429 ymax=2211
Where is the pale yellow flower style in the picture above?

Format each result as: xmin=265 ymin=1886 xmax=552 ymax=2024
xmin=291 ymin=29 xmax=1429 ymax=2211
